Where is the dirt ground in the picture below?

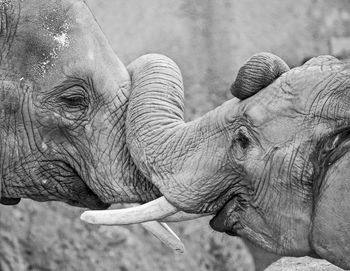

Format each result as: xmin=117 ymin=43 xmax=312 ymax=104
xmin=1 ymin=1 xmax=350 ymax=270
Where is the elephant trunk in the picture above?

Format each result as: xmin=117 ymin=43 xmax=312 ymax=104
xmin=126 ymin=54 xmax=231 ymax=212
xmin=230 ymin=52 xmax=289 ymax=99
xmin=125 ymin=54 xmax=185 ymax=181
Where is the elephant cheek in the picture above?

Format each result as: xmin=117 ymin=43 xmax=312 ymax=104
xmin=311 ymin=152 xmax=350 ymax=269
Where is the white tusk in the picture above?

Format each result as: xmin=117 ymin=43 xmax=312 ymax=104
xmin=160 ymin=222 xmax=180 ymax=241
xmin=161 ymin=212 xmax=212 ymax=222
xmin=80 ymin=196 xmax=178 ymax=225
xmin=141 ymin=221 xmax=184 ymax=253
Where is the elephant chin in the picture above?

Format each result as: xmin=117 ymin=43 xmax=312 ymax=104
xmin=0 ymin=197 xmax=21 ymax=205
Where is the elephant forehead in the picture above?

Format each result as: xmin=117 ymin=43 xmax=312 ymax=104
xmin=246 ymin=64 xmax=350 ymax=122
xmin=4 ymin=0 xmax=98 ymax=78
xmin=306 ymin=69 xmax=350 ymax=123
xmin=243 ymin=61 xmax=350 ymax=143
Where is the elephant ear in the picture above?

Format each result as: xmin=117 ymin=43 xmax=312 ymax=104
xmin=311 ymin=149 xmax=350 ymax=269
xmin=231 ymin=52 xmax=289 ymax=100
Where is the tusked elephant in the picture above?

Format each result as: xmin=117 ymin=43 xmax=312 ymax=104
xmin=0 ymin=0 xmax=164 ymax=209
xmin=0 ymin=0 xmax=219 ymax=256
xmin=0 ymin=0 xmax=220 ymax=254
xmin=83 ymin=53 xmax=350 ymax=270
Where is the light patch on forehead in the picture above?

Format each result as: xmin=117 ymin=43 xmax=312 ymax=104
xmin=38 ymin=18 xmax=71 ymax=76
xmin=53 ymin=30 xmax=69 ymax=48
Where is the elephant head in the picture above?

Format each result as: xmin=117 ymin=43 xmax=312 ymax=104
xmin=0 ymin=0 xmax=161 ymax=209
xmin=83 ymin=53 xmax=350 ymax=269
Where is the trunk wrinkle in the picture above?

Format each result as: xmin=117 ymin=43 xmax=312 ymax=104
xmin=126 ymin=54 xmax=242 ymax=212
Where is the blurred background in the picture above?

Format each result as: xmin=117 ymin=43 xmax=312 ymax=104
xmin=1 ymin=0 xmax=350 ymax=270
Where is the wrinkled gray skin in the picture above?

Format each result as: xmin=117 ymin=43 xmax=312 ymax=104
xmin=0 ymin=0 xmax=161 ymax=209
xmin=126 ymin=54 xmax=350 ymax=269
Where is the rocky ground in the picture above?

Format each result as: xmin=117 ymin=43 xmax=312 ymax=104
xmin=268 ymin=257 xmax=345 ymax=271
xmin=0 ymin=201 xmax=254 ymax=271
xmin=0 ymin=201 xmax=344 ymax=271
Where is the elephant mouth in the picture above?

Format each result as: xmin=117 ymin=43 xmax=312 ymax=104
xmin=209 ymin=195 xmax=246 ymax=235
xmin=64 ymin=182 xmax=111 ymax=210
xmin=51 ymin=161 xmax=111 ymax=210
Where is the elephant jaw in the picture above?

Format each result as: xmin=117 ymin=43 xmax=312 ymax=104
xmin=0 ymin=158 xmax=111 ymax=210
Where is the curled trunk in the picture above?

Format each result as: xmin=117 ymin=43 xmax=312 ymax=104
xmin=126 ymin=54 xmax=239 ymax=212
xmin=230 ymin=52 xmax=289 ymax=99
xmin=126 ymin=53 xmax=289 ymax=213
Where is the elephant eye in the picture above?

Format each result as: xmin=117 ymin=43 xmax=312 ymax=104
xmin=231 ymin=127 xmax=252 ymax=160
xmin=237 ymin=131 xmax=250 ymax=149
xmin=56 ymin=84 xmax=90 ymax=113
xmin=59 ymin=93 xmax=87 ymax=108
xmin=42 ymin=78 xmax=93 ymax=121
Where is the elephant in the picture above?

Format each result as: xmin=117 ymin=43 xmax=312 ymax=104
xmin=0 ymin=0 xmax=164 ymax=210
xmin=82 ymin=53 xmax=350 ymax=270
xmin=0 ymin=0 xmax=210 ymax=255
xmin=0 ymin=0 xmax=213 ymax=258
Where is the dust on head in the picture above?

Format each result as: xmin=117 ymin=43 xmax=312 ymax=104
xmin=12 ymin=0 xmax=72 ymax=78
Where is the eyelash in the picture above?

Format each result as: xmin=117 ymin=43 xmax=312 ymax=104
xmin=59 ymin=92 xmax=88 ymax=108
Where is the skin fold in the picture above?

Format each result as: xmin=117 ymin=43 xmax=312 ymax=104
xmin=126 ymin=53 xmax=350 ymax=269
xmin=0 ymin=0 xmax=161 ymax=209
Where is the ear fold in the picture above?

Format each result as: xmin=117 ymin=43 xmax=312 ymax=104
xmin=231 ymin=52 xmax=289 ymax=100
xmin=311 ymin=152 xmax=350 ymax=269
